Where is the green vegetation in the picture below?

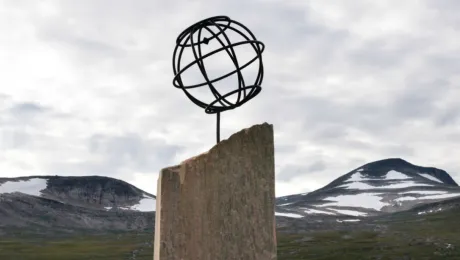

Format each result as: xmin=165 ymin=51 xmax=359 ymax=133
xmin=0 ymin=209 xmax=459 ymax=260
xmin=277 ymin=209 xmax=460 ymax=260
xmin=0 ymin=233 xmax=152 ymax=260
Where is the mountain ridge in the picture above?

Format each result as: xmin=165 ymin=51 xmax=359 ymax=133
xmin=0 ymin=157 xmax=459 ymax=235
xmin=0 ymin=175 xmax=156 ymax=209
xmin=276 ymin=158 xmax=460 ymax=222
xmin=0 ymin=175 xmax=156 ymax=233
xmin=317 ymin=158 xmax=458 ymax=194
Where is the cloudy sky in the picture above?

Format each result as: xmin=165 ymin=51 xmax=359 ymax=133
xmin=1 ymin=0 xmax=459 ymax=197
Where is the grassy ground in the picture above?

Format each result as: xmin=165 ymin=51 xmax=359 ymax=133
xmin=0 ymin=233 xmax=152 ymax=260
xmin=1 ymin=209 xmax=459 ymax=260
xmin=277 ymin=208 xmax=460 ymax=260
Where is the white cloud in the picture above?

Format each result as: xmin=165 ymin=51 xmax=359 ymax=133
xmin=1 ymin=0 xmax=459 ymax=196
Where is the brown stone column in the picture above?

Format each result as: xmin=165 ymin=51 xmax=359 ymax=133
xmin=153 ymin=123 xmax=277 ymax=260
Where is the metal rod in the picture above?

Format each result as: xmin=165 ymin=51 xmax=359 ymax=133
xmin=216 ymin=112 xmax=220 ymax=143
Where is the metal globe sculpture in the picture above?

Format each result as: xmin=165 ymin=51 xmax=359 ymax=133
xmin=172 ymin=16 xmax=265 ymax=143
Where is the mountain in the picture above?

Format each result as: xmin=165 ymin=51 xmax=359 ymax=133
xmin=1 ymin=158 xmax=459 ymax=236
xmin=275 ymin=158 xmax=460 ymax=222
xmin=0 ymin=175 xmax=156 ymax=234
xmin=1 ymin=159 xmax=459 ymax=259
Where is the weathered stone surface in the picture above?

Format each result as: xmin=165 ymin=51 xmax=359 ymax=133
xmin=154 ymin=123 xmax=277 ymax=260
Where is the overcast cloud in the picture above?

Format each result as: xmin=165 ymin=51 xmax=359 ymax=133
xmin=0 ymin=0 xmax=459 ymax=196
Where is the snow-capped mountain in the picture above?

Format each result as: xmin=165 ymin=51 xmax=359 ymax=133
xmin=276 ymin=158 xmax=460 ymax=220
xmin=1 ymin=158 xmax=458 ymax=234
xmin=0 ymin=175 xmax=156 ymax=211
xmin=0 ymin=176 xmax=156 ymax=232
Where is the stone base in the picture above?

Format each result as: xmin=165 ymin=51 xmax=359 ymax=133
xmin=154 ymin=123 xmax=277 ymax=260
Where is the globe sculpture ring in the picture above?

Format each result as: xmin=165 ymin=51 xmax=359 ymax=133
xmin=172 ymin=16 xmax=265 ymax=114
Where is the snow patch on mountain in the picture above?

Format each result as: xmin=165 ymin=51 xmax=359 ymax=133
xmin=347 ymin=169 xmax=410 ymax=182
xmin=320 ymin=193 xmax=386 ymax=210
xmin=418 ymin=173 xmax=443 ymax=183
xmin=131 ymin=194 xmax=156 ymax=212
xmin=318 ymin=187 xmax=460 ymax=213
xmin=304 ymin=208 xmax=336 ymax=215
xmin=418 ymin=207 xmax=443 ymax=215
xmin=275 ymin=212 xmax=304 ymax=218
xmin=376 ymin=181 xmax=433 ymax=189
xmin=396 ymin=193 xmax=460 ymax=202
xmin=400 ymin=190 xmax=448 ymax=195
xmin=385 ymin=170 xmax=411 ymax=180
xmin=104 ymin=194 xmax=156 ymax=212
xmin=339 ymin=181 xmax=375 ymax=189
xmin=340 ymin=169 xmax=434 ymax=190
xmin=348 ymin=170 xmax=365 ymax=181
xmin=336 ymin=219 xmax=361 ymax=222
xmin=332 ymin=209 xmax=367 ymax=216
xmin=0 ymin=178 xmax=47 ymax=196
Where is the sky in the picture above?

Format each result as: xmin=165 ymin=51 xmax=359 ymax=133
xmin=0 ymin=0 xmax=459 ymax=197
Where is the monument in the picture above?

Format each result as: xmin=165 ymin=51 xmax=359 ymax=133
xmin=154 ymin=16 xmax=276 ymax=260
xmin=172 ymin=15 xmax=264 ymax=143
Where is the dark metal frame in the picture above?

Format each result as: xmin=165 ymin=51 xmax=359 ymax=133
xmin=172 ymin=16 xmax=265 ymax=143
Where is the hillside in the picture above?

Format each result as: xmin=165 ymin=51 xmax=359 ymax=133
xmin=1 ymin=158 xmax=460 ymax=259
xmin=1 ymin=201 xmax=459 ymax=260
xmin=275 ymin=158 xmax=460 ymax=224
xmin=0 ymin=176 xmax=155 ymax=233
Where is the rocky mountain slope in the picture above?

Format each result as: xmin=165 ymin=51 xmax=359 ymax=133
xmin=1 ymin=158 xmax=458 ymax=235
xmin=0 ymin=176 xmax=156 ymax=233
xmin=275 ymin=158 xmax=460 ymax=223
